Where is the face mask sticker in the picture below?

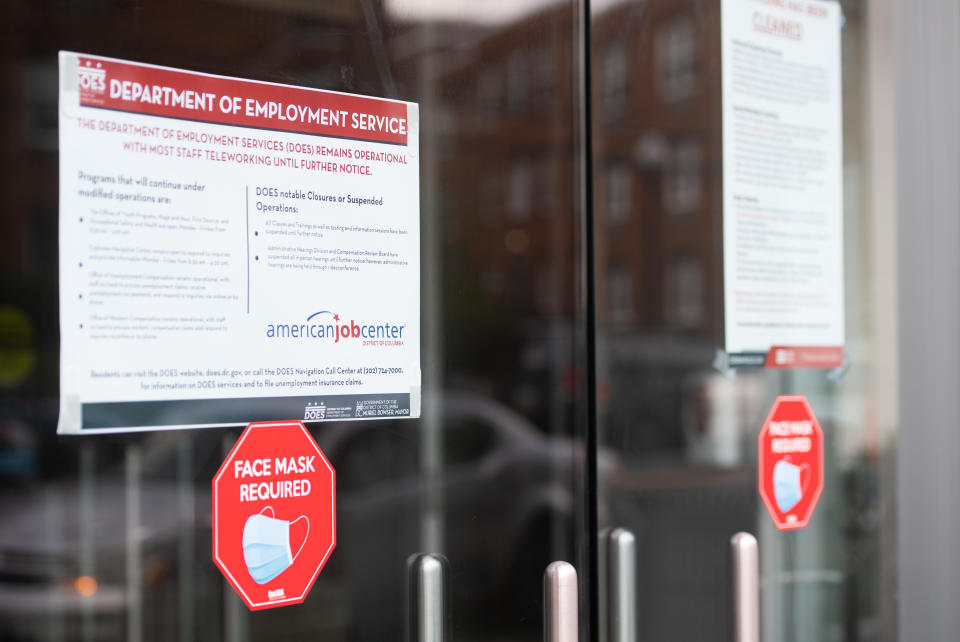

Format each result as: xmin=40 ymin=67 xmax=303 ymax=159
xmin=772 ymin=458 xmax=809 ymax=514
xmin=241 ymin=507 xmax=310 ymax=585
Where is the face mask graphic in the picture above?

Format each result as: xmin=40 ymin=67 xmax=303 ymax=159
xmin=772 ymin=458 xmax=809 ymax=514
xmin=242 ymin=507 xmax=310 ymax=585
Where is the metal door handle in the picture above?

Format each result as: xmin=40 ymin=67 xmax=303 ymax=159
xmin=730 ymin=532 xmax=759 ymax=642
xmin=544 ymin=561 xmax=579 ymax=642
xmin=600 ymin=528 xmax=636 ymax=642
xmin=407 ymin=553 xmax=447 ymax=642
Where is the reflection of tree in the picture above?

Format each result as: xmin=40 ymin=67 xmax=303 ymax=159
xmin=0 ymin=275 xmax=57 ymax=396
xmin=441 ymin=256 xmax=523 ymax=390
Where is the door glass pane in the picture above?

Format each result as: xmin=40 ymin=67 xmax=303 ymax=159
xmin=0 ymin=1 xmax=588 ymax=640
xmin=593 ymin=1 xmax=896 ymax=640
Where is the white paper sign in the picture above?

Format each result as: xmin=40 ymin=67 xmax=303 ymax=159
xmin=58 ymin=52 xmax=420 ymax=433
xmin=721 ymin=0 xmax=844 ymax=368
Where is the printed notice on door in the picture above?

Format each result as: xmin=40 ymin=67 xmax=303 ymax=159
xmin=720 ymin=0 xmax=844 ymax=369
xmin=58 ymin=52 xmax=421 ymax=433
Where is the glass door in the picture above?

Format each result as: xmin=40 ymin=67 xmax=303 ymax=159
xmin=0 ymin=1 xmax=591 ymax=640
xmin=591 ymin=1 xmax=897 ymax=640
xmin=0 ymin=0 xmax=910 ymax=641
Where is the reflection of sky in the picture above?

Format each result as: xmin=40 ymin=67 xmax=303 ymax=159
xmin=385 ymin=0 xmax=626 ymax=24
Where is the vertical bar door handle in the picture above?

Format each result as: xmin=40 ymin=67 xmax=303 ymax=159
xmin=602 ymin=528 xmax=636 ymax=642
xmin=544 ymin=561 xmax=579 ymax=642
xmin=730 ymin=532 xmax=759 ymax=642
xmin=407 ymin=553 xmax=447 ymax=642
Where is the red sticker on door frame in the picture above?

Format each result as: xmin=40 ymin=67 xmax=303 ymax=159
xmin=212 ymin=420 xmax=336 ymax=610
xmin=758 ymin=395 xmax=824 ymax=530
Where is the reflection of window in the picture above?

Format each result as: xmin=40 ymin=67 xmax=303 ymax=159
xmin=540 ymin=158 xmax=558 ymax=214
xmin=507 ymin=259 xmax=530 ymax=309
xmin=507 ymin=52 xmax=527 ymax=115
xmin=508 ymin=160 xmax=531 ymax=220
xmin=483 ymin=269 xmax=504 ymax=295
xmin=535 ymin=50 xmax=555 ymax=109
xmin=604 ymin=42 xmax=627 ymax=123
xmin=478 ymin=67 xmax=500 ymax=115
xmin=444 ymin=418 xmax=497 ymax=467
xmin=663 ymin=139 xmax=701 ymax=215
xmin=606 ymin=164 xmax=632 ymax=225
xmin=536 ymin=264 xmax=560 ymax=312
xmin=669 ymin=255 xmax=703 ymax=327
xmin=607 ymin=267 xmax=634 ymax=325
xmin=656 ymin=15 xmax=696 ymax=102
xmin=482 ymin=173 xmax=500 ymax=222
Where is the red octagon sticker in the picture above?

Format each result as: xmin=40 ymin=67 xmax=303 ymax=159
xmin=213 ymin=421 xmax=335 ymax=610
xmin=758 ymin=395 xmax=824 ymax=531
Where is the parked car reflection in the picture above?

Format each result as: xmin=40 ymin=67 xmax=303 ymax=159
xmin=326 ymin=392 xmax=614 ymax=636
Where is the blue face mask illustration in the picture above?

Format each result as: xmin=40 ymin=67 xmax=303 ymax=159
xmin=772 ymin=459 xmax=808 ymax=514
xmin=242 ymin=507 xmax=310 ymax=585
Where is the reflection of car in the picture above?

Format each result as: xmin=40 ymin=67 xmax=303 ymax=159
xmin=0 ymin=470 xmax=187 ymax=640
xmin=0 ymin=392 xmax=616 ymax=639
xmin=323 ymin=392 xmax=609 ymax=634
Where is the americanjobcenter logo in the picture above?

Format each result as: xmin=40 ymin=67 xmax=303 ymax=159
xmin=266 ymin=311 xmax=406 ymax=345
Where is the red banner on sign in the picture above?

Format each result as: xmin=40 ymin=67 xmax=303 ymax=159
xmin=213 ymin=421 xmax=335 ymax=610
xmin=76 ymin=55 xmax=409 ymax=145
xmin=758 ymin=395 xmax=824 ymax=530
xmin=764 ymin=346 xmax=844 ymax=369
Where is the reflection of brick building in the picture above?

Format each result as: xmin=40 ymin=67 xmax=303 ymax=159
xmin=2 ymin=0 xmax=729 ymax=405
xmin=427 ymin=6 xmax=581 ymax=427
xmin=434 ymin=7 xmax=578 ymax=322
xmin=426 ymin=1 xmax=734 ymax=458
xmin=434 ymin=1 xmax=724 ymax=346
xmin=593 ymin=1 xmax=722 ymax=343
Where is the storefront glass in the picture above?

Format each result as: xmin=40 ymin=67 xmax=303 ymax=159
xmin=0 ymin=0 xmax=908 ymax=640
